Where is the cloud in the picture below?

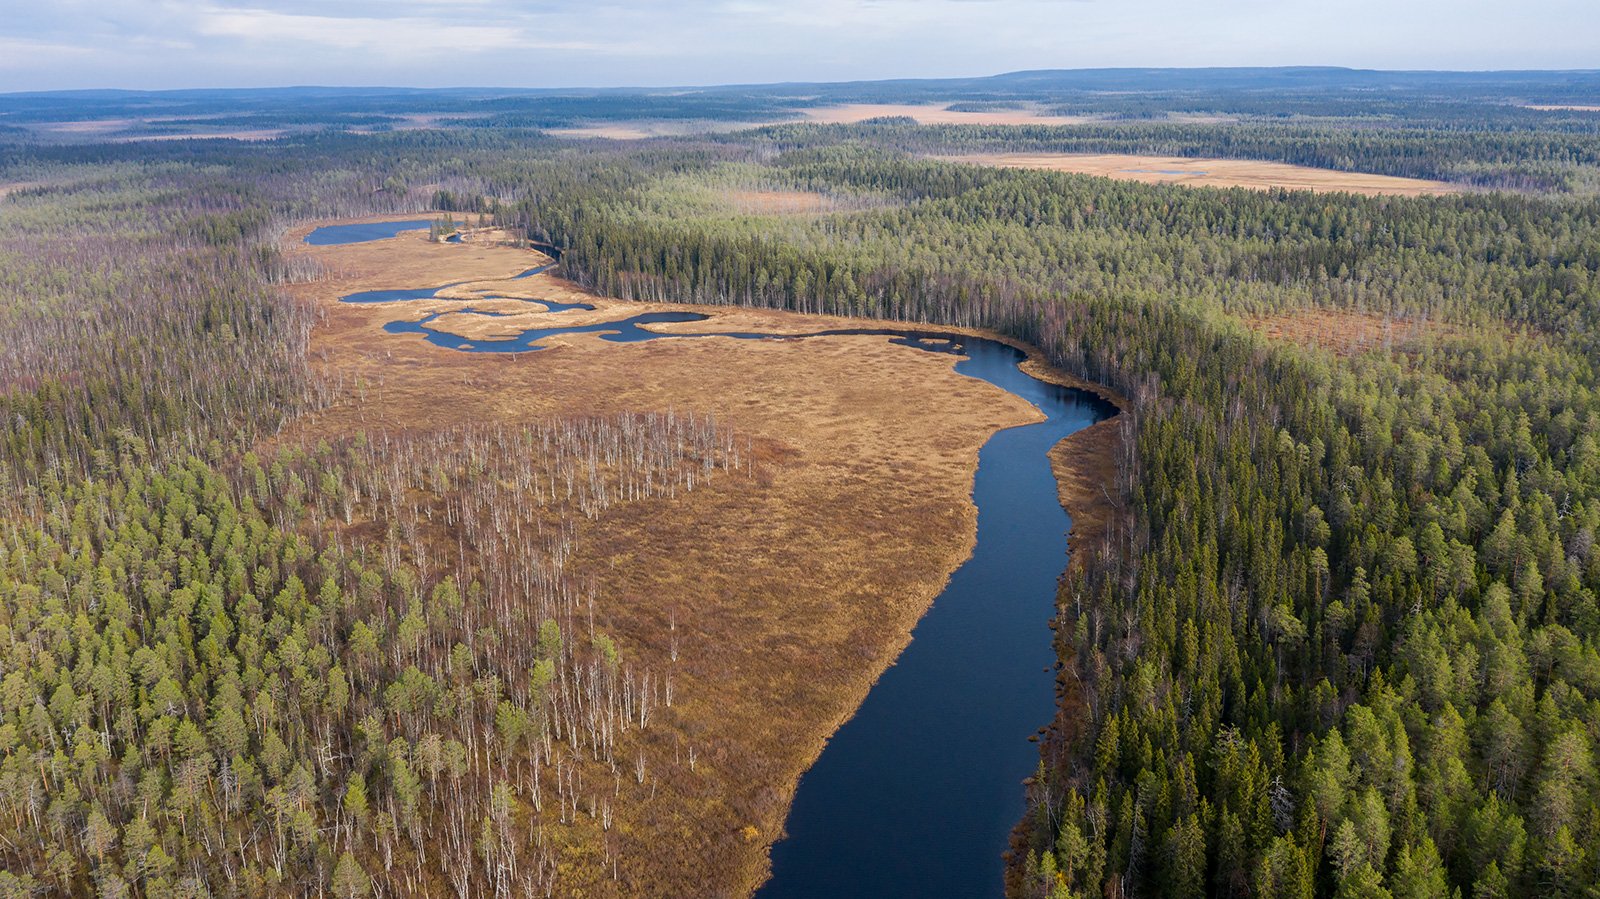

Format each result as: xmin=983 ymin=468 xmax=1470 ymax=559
xmin=0 ymin=37 xmax=101 ymax=70
xmin=194 ymin=7 xmax=535 ymax=54
xmin=0 ymin=0 xmax=1597 ymax=91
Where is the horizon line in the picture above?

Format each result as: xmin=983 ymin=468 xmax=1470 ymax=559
xmin=5 ymin=64 xmax=1600 ymax=100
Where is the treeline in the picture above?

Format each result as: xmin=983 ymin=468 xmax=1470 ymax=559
xmin=0 ymin=414 xmax=738 ymax=896
xmin=526 ymin=147 xmax=1600 ymax=346
xmin=0 ymin=172 xmax=316 ymax=486
xmin=736 ymin=121 xmax=1600 ymax=193
xmin=0 ymin=137 xmax=784 ymax=895
xmin=511 ymin=148 xmax=1600 ymax=897
xmin=0 ymin=138 xmax=563 ymax=485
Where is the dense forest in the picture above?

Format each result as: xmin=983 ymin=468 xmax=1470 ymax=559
xmin=731 ymin=120 xmax=1600 ymax=193
xmin=1 ymin=77 xmax=1599 ymax=896
xmin=501 ymin=149 xmax=1600 ymax=897
xmin=0 ymin=151 xmax=759 ymax=895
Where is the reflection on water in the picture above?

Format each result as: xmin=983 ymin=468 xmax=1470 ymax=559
xmin=303 ymin=220 xmax=461 ymax=245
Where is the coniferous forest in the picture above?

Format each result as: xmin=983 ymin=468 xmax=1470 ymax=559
xmin=1 ymin=74 xmax=1599 ymax=897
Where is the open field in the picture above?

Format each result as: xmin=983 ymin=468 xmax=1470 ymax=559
xmin=547 ymin=120 xmax=776 ymax=140
xmin=717 ymin=187 xmax=839 ymax=215
xmin=930 ymin=152 xmax=1462 ymax=196
xmin=32 ymin=118 xmax=139 ymax=135
xmin=1526 ymin=104 xmax=1600 ymax=112
xmin=800 ymin=102 xmax=1091 ymax=126
xmin=27 ymin=110 xmax=482 ymax=142
xmin=547 ymin=103 xmax=1092 ymax=139
xmin=1236 ymin=307 xmax=1456 ymax=356
xmin=279 ymin=217 xmax=1116 ymax=896
xmin=30 ymin=118 xmax=287 ymax=141
xmin=546 ymin=124 xmax=660 ymax=140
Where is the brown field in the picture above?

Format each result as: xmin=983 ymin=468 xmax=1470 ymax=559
xmin=279 ymin=215 xmax=1117 ymax=896
xmin=1238 ymin=307 xmax=1454 ymax=356
xmin=546 ymin=124 xmax=656 ymax=140
xmin=546 ymin=105 xmax=1089 ymax=140
xmin=716 ymin=187 xmax=839 ymax=215
xmin=547 ymin=120 xmax=773 ymax=140
xmin=35 ymin=118 xmax=138 ymax=135
xmin=801 ymin=103 xmax=1090 ymax=126
xmin=931 ymin=152 xmax=1461 ymax=196
xmin=31 ymin=118 xmax=287 ymax=141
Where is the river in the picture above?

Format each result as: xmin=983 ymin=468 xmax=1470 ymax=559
xmin=306 ymin=221 xmax=1114 ymax=898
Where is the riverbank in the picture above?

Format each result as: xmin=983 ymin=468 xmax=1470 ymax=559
xmin=279 ymin=215 xmax=1124 ymax=897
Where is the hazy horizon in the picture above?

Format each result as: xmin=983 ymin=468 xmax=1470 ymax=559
xmin=7 ymin=66 xmax=1600 ymax=99
xmin=2 ymin=0 xmax=1597 ymax=94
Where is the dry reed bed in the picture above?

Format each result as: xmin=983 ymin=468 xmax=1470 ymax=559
xmin=930 ymin=152 xmax=1461 ymax=196
xmin=278 ymin=217 xmax=1118 ymax=896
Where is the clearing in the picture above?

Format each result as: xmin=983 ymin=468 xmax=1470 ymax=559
xmin=33 ymin=119 xmax=286 ymax=141
xmin=800 ymin=103 xmax=1090 ymax=126
xmin=931 ymin=152 xmax=1461 ymax=196
xmin=714 ymin=187 xmax=841 ymax=215
xmin=1237 ymin=307 xmax=1455 ymax=356
xmin=547 ymin=120 xmax=774 ymax=140
xmin=548 ymin=104 xmax=1090 ymax=140
xmin=281 ymin=216 xmax=1118 ymax=897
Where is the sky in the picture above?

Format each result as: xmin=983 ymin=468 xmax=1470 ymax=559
xmin=0 ymin=0 xmax=1596 ymax=92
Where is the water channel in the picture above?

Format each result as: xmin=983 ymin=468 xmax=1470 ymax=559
xmin=306 ymin=222 xmax=1114 ymax=898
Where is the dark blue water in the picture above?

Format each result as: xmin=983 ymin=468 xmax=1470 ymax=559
xmin=755 ymin=340 xmax=1107 ymax=899
xmin=511 ymin=263 xmax=558 ymax=280
xmin=375 ymin=301 xmax=1111 ymax=895
xmin=385 ymin=309 xmax=704 ymax=350
xmin=304 ymin=220 xmax=462 ymax=245
xmin=343 ymin=285 xmax=453 ymax=304
xmin=338 ymin=264 xmax=570 ymax=306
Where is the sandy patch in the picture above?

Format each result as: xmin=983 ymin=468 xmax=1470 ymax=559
xmin=931 ymin=152 xmax=1461 ymax=197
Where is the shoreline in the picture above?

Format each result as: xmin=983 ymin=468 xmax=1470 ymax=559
xmin=279 ymin=213 xmax=1126 ymax=898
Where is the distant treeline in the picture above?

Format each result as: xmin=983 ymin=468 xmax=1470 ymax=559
xmin=736 ymin=121 xmax=1600 ymax=192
